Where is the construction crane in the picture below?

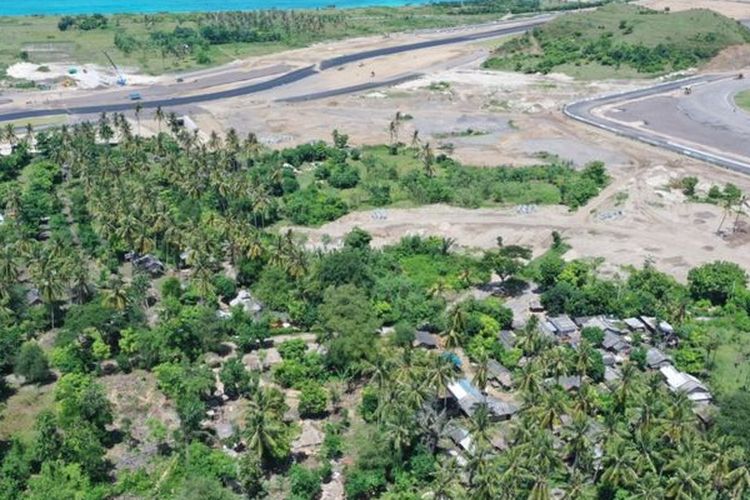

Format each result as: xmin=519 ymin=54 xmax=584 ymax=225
xmin=103 ymin=51 xmax=127 ymax=86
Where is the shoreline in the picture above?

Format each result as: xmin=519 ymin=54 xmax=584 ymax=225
xmin=2 ymin=0 xmax=437 ymax=17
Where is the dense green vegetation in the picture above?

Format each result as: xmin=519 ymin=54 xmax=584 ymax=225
xmin=0 ymin=118 xmax=749 ymax=498
xmin=484 ymin=4 xmax=750 ymax=78
xmin=0 ymin=0 xmax=604 ymax=78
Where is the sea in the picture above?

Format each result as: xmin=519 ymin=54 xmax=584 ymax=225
xmin=0 ymin=0 xmax=431 ymax=16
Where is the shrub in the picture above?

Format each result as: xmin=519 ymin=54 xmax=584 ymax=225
xmin=212 ymin=274 xmax=237 ymax=302
xmin=688 ymin=261 xmax=748 ymax=306
xmin=14 ymin=342 xmax=50 ymax=383
xmin=219 ymin=357 xmax=253 ymax=399
xmin=284 ymin=186 xmax=348 ymax=226
xmin=298 ymin=382 xmax=328 ymax=418
xmin=359 ymin=386 xmax=379 ymax=423
xmin=278 ymin=338 xmax=308 ymax=361
xmin=161 ymin=277 xmax=182 ymax=300
xmin=581 ymin=326 xmax=604 ymax=347
xmin=289 ymin=465 xmax=321 ymax=500
xmin=328 ymin=162 xmax=360 ymax=189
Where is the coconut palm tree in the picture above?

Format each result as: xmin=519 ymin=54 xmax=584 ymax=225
xmin=244 ymin=387 xmax=289 ymax=466
xmin=69 ymin=260 xmax=94 ymax=305
xmin=726 ymin=460 xmax=750 ymax=499
xmin=473 ymin=351 xmax=490 ymax=394
xmin=432 ymin=457 xmax=464 ymax=499
xmin=0 ymin=245 xmax=19 ymax=284
xmin=420 ymin=142 xmax=435 ymax=177
xmin=385 ymin=405 xmax=413 ymax=462
xmin=517 ymin=362 xmax=542 ymax=399
xmin=562 ymin=411 xmax=593 ymax=472
xmin=600 ymin=437 xmax=638 ymax=491
xmin=536 ymin=388 xmax=569 ymax=430
xmin=4 ymin=124 xmax=16 ymax=148
xmin=426 ymin=354 xmax=455 ymax=407
xmin=663 ymin=447 xmax=711 ymax=499
xmin=614 ymin=362 xmax=640 ymax=414
xmin=155 ymin=106 xmax=165 ymax=135
xmin=661 ymin=392 xmax=694 ymax=444
xmin=102 ymin=275 xmax=130 ymax=312
xmin=468 ymin=402 xmax=492 ymax=445
xmin=442 ymin=306 xmax=466 ymax=349
xmin=134 ymin=103 xmax=143 ymax=136
xmin=24 ymin=123 xmax=34 ymax=146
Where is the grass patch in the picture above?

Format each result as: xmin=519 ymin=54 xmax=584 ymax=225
xmin=433 ymin=128 xmax=488 ymax=139
xmin=521 ymin=240 xmax=570 ymax=281
xmin=426 ymin=81 xmax=451 ymax=91
xmin=712 ymin=338 xmax=750 ymax=395
xmin=484 ymin=4 xmax=750 ymax=78
xmin=398 ymin=253 xmax=489 ymax=290
xmin=0 ymin=113 xmax=68 ymax=130
xmin=0 ymin=0 xmax=613 ymax=76
xmin=0 ymin=383 xmax=56 ymax=442
xmin=735 ymin=89 xmax=750 ymax=112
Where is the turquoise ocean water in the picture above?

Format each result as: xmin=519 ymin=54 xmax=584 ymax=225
xmin=0 ymin=0 xmax=430 ymax=15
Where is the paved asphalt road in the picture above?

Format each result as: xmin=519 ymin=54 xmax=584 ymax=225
xmin=0 ymin=17 xmax=549 ymax=122
xmin=565 ymin=74 xmax=750 ymax=175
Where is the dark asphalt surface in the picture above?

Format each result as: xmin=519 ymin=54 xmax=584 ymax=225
xmin=564 ymin=75 xmax=750 ymax=175
xmin=318 ymin=20 xmax=547 ymax=70
xmin=0 ymin=17 xmax=548 ymax=122
xmin=279 ymin=73 xmax=424 ymax=102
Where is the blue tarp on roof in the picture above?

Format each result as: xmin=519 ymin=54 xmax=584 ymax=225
xmin=442 ymin=352 xmax=462 ymax=368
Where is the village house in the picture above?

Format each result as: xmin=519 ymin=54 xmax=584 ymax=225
xmin=487 ymin=359 xmax=514 ymax=389
xmin=497 ymin=330 xmax=516 ymax=350
xmin=645 ymin=347 xmax=672 ymax=370
xmin=229 ymin=289 xmax=264 ymax=317
xmin=659 ymin=365 xmax=712 ymax=403
xmin=413 ymin=330 xmax=439 ymax=349
xmin=602 ymin=331 xmax=630 ymax=355
xmin=547 ymin=315 xmax=578 ymax=338
xmin=447 ymin=378 xmax=519 ymax=421
xmin=126 ymin=252 xmax=166 ymax=276
xmin=623 ymin=317 xmax=647 ymax=332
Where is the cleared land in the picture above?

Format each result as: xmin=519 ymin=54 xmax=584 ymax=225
xmin=484 ymin=4 xmax=750 ymax=78
xmin=636 ymin=0 xmax=750 ymax=19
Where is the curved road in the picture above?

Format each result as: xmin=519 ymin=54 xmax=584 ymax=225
xmin=565 ymin=74 xmax=750 ymax=175
xmin=0 ymin=17 xmax=549 ymax=122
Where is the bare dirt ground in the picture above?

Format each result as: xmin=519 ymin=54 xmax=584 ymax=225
xmin=291 ymin=148 xmax=750 ymax=281
xmin=6 ymin=62 xmax=160 ymax=90
xmin=102 ymin=370 xmax=179 ymax=472
xmin=189 ymin=35 xmax=750 ymax=281
xmin=636 ymin=0 xmax=750 ymax=19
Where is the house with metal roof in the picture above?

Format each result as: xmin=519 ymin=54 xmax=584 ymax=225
xmin=645 ymin=348 xmax=671 ymax=369
xmin=604 ymin=366 xmax=621 ymax=384
xmin=598 ymin=349 xmax=616 ymax=367
xmin=659 ymin=365 xmax=712 ymax=403
xmin=549 ymin=375 xmax=582 ymax=392
xmin=413 ymin=330 xmax=439 ymax=349
xmin=548 ymin=315 xmax=578 ymax=336
xmin=447 ymin=425 xmax=474 ymax=453
xmin=497 ymin=330 xmax=516 ymax=350
xmin=602 ymin=331 xmax=630 ymax=354
xmin=25 ymin=288 xmax=43 ymax=307
xmin=487 ymin=359 xmax=513 ymax=389
xmin=447 ymin=378 xmax=519 ymax=421
xmin=623 ymin=317 xmax=647 ymax=332
xmin=132 ymin=253 xmax=165 ymax=277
